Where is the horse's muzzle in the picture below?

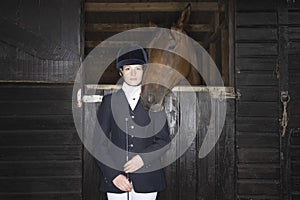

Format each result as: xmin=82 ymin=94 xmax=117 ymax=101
xmin=149 ymin=104 xmax=164 ymax=112
xmin=147 ymin=94 xmax=155 ymax=105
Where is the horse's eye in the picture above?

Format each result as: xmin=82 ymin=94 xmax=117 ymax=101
xmin=168 ymin=39 xmax=176 ymax=50
xmin=168 ymin=44 xmax=176 ymax=50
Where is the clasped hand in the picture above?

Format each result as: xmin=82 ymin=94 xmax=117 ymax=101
xmin=112 ymin=155 xmax=144 ymax=191
xmin=124 ymin=155 xmax=144 ymax=173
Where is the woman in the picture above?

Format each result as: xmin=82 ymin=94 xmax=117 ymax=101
xmin=94 ymin=44 xmax=171 ymax=200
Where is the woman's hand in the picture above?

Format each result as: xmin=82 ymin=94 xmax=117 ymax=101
xmin=124 ymin=155 xmax=144 ymax=173
xmin=112 ymin=174 xmax=132 ymax=192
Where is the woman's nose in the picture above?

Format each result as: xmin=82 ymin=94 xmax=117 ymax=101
xmin=131 ymin=69 xmax=136 ymax=76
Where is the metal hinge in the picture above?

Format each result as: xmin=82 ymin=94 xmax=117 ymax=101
xmin=77 ymin=89 xmax=103 ymax=108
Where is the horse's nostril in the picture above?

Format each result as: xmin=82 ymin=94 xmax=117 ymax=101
xmin=147 ymin=94 xmax=155 ymax=104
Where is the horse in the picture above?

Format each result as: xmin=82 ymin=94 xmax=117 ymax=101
xmin=141 ymin=4 xmax=201 ymax=112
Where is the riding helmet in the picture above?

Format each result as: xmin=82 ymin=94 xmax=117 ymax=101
xmin=116 ymin=44 xmax=148 ymax=69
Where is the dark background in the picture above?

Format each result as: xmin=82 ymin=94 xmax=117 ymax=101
xmin=0 ymin=0 xmax=299 ymax=200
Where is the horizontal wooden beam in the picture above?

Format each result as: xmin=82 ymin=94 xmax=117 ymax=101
xmin=86 ymin=23 xmax=145 ymax=32
xmin=85 ymin=84 xmax=235 ymax=98
xmin=85 ymin=2 xmax=224 ymax=12
xmin=86 ymin=23 xmax=212 ymax=32
xmin=85 ymin=41 xmax=150 ymax=48
xmin=85 ymin=40 xmax=204 ymax=49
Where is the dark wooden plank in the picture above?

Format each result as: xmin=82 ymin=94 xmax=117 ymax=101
xmin=0 ymin=101 xmax=72 ymax=116
xmin=18 ymin=0 xmax=40 ymax=33
xmin=0 ymin=21 xmax=79 ymax=62
xmin=60 ymin=0 xmax=81 ymax=55
xmin=290 ymin=128 xmax=300 ymax=145
xmin=236 ymin=12 xmax=277 ymax=26
xmin=291 ymin=146 xmax=300 ymax=161
xmin=85 ymin=12 xmax=140 ymax=24
xmin=236 ymin=57 xmax=277 ymax=71
xmin=289 ymin=12 xmax=300 ymax=25
xmin=83 ymin=149 xmax=105 ymax=200
xmin=179 ymin=143 xmax=198 ymax=199
xmin=236 ymin=117 xmax=279 ymax=132
xmin=290 ymin=100 xmax=300 ymax=115
xmin=0 ymin=58 xmax=79 ymax=82
xmin=178 ymin=92 xmax=198 ymax=200
xmin=292 ymin=177 xmax=300 ymax=192
xmin=86 ymin=23 xmax=211 ymax=33
xmin=238 ymin=179 xmax=280 ymax=195
xmin=237 ymin=195 xmax=280 ymax=200
xmin=290 ymin=85 xmax=300 ymax=100
xmin=237 ymin=148 xmax=279 ymax=163
xmin=236 ymin=0 xmax=277 ymax=11
xmin=85 ymin=2 xmax=223 ymax=12
xmin=291 ymin=162 xmax=300 ymax=176
xmin=0 ymin=161 xmax=81 ymax=177
xmin=237 ymin=86 xmax=278 ymax=102
xmin=0 ymin=84 xmax=73 ymax=101
xmin=0 ymin=130 xmax=80 ymax=146
xmin=237 ymin=102 xmax=278 ymax=117
xmin=236 ymin=43 xmax=278 ymax=57
xmin=292 ymin=194 xmax=300 ymax=200
xmin=238 ymin=164 xmax=280 ymax=179
xmin=0 ymin=116 xmax=75 ymax=130
xmin=289 ymin=70 xmax=300 ymax=85
xmin=0 ymin=146 xmax=82 ymax=161
xmin=0 ymin=177 xmax=81 ymax=193
xmin=289 ymin=27 xmax=300 ymax=40
xmin=236 ymin=72 xmax=277 ymax=86
xmin=236 ymin=28 xmax=277 ymax=41
xmin=236 ymin=132 xmax=279 ymax=148
xmin=217 ymin=99 xmax=235 ymax=200
xmin=0 ymin=0 xmax=21 ymax=19
xmin=289 ymin=115 xmax=300 ymax=128
xmin=0 ymin=193 xmax=82 ymax=200
xmin=289 ymin=55 xmax=300 ymax=70
xmin=38 ymin=0 xmax=61 ymax=44
xmin=289 ymin=42 xmax=300 ymax=55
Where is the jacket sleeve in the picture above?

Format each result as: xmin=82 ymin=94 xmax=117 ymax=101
xmin=139 ymin=111 xmax=171 ymax=166
xmin=93 ymin=95 xmax=123 ymax=181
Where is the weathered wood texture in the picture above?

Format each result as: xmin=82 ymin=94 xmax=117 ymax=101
xmin=84 ymin=87 xmax=235 ymax=200
xmin=287 ymin=2 xmax=300 ymax=200
xmin=0 ymin=0 xmax=82 ymax=82
xmin=235 ymin=0 xmax=281 ymax=199
xmin=0 ymin=83 xmax=82 ymax=200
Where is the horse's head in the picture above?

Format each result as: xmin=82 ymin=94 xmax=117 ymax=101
xmin=141 ymin=4 xmax=200 ymax=112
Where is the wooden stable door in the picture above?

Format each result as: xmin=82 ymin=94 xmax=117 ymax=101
xmin=235 ymin=0 xmax=300 ymax=199
xmin=81 ymin=85 xmax=235 ymax=200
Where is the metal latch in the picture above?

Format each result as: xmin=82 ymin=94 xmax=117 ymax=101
xmin=77 ymin=89 xmax=103 ymax=108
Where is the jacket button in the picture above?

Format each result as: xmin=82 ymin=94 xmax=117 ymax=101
xmin=130 ymin=144 xmax=134 ymax=148
xmin=131 ymin=135 xmax=134 ymax=138
xmin=131 ymin=115 xmax=135 ymax=119
xmin=130 ymin=125 xmax=134 ymax=129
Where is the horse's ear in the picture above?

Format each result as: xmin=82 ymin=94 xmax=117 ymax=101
xmin=176 ymin=3 xmax=191 ymax=30
xmin=148 ymin=21 xmax=158 ymax=27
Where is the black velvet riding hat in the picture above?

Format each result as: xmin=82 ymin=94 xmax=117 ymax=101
xmin=116 ymin=44 xmax=148 ymax=69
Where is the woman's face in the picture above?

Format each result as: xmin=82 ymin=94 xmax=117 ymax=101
xmin=120 ymin=64 xmax=144 ymax=86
